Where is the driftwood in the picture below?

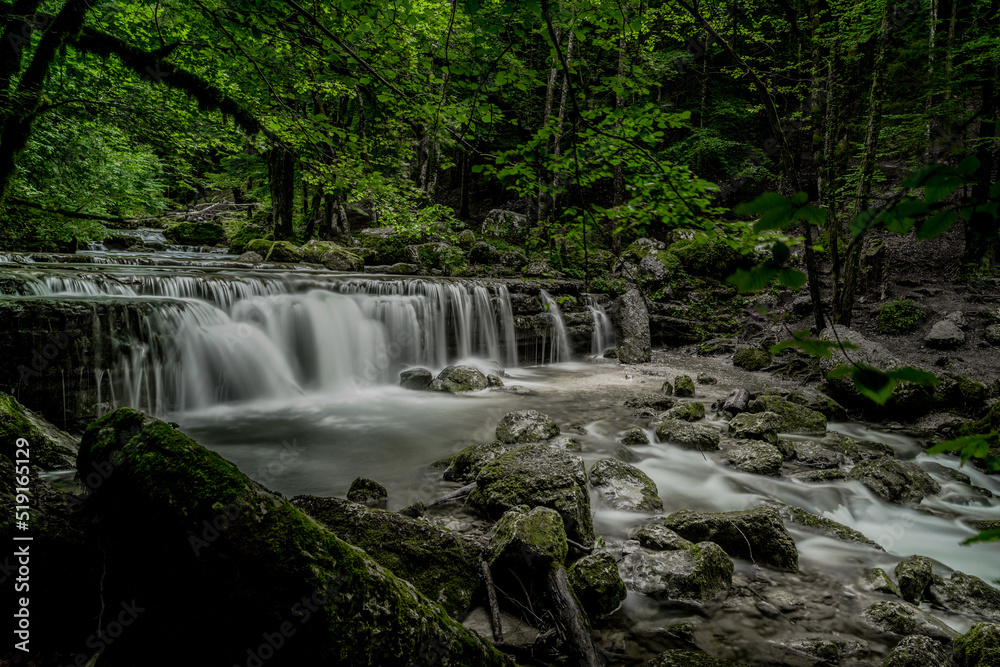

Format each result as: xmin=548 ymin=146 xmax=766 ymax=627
xmin=481 ymin=561 xmax=504 ymax=643
xmin=426 ymin=482 xmax=476 ymax=507
xmin=545 ymin=567 xmax=604 ymax=667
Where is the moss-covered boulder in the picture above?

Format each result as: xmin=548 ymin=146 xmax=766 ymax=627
xmin=567 ymin=551 xmax=627 ymax=618
xmin=300 ymin=240 xmax=364 ymax=271
xmin=894 ymin=555 xmax=934 ymax=603
xmin=245 ymin=238 xmax=273 ymax=255
xmin=237 ymin=251 xmax=264 ymax=263
xmin=953 ymin=622 xmax=1000 ymax=667
xmin=747 ymin=395 xmax=827 ymax=434
xmin=406 ymin=242 xmax=463 ymax=272
xmin=620 ymin=540 xmax=734 ymax=602
xmin=495 ymin=410 xmax=559 ymax=443
xmin=930 ymin=572 xmax=1000 ymax=622
xmin=792 ymin=441 xmax=845 ymax=469
xmin=733 ymin=348 xmax=771 ymax=371
xmin=589 ymin=458 xmax=663 ymax=512
xmin=400 ymin=367 xmax=433 ymax=390
xmin=674 ymin=375 xmax=696 ymax=397
xmin=631 ymin=523 xmax=693 ymax=551
xmin=862 ymin=568 xmax=902 ymax=596
xmin=884 ymin=635 xmax=954 ymax=667
xmin=1 ymin=391 xmax=78 ymax=469
xmin=724 ymin=441 xmax=784 ymax=476
xmin=487 ymin=506 xmax=567 ymax=573
xmin=625 ymin=394 xmax=677 ymax=411
xmin=163 ymin=221 xmax=226 ymax=246
xmin=468 ymin=241 xmax=501 ymax=265
xmin=933 ymin=373 xmax=988 ymax=416
xmin=619 ymin=427 xmax=650 ymax=446
xmin=457 ymin=229 xmax=476 ymax=250
xmin=663 ymin=506 xmax=799 ymax=571
xmin=728 ymin=411 xmax=782 ymax=444
xmin=346 ymin=477 xmax=388 ymax=507
xmin=846 ymin=458 xmax=941 ymax=504
xmin=468 ymin=444 xmax=595 ymax=545
xmin=784 ymin=390 xmax=848 ymax=421
xmin=661 ymin=380 xmax=674 ymax=395
xmin=265 ymin=240 xmax=303 ymax=263
xmin=225 ymin=225 xmax=268 ymax=255
xmin=76 ymin=409 xmax=512 ymax=666
xmin=431 ymin=365 xmax=489 ymax=393
xmin=291 ymin=495 xmax=483 ymax=618
xmin=669 ymin=235 xmax=754 ymax=278
xmin=444 ymin=441 xmax=510 ymax=484
xmin=860 ymin=601 xmax=957 ymax=642
xmin=646 ymin=649 xmax=746 ymax=666
xmin=611 ymin=287 xmax=652 ymax=364
xmin=655 ymin=419 xmax=721 ymax=451
xmin=664 ymin=402 xmax=706 ymax=422
xmin=778 ymin=505 xmax=883 ymax=550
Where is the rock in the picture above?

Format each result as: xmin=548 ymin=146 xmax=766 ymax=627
xmin=487 ymin=506 xmax=568 ymax=575
xmin=162 ymin=221 xmax=226 ymax=246
xmin=930 ymin=572 xmax=1000 ymax=621
xmin=76 ymin=409 xmax=511 ymax=666
xmin=549 ymin=435 xmax=581 ymax=451
xmin=792 ymin=441 xmax=845 ymax=469
xmin=406 ymin=242 xmax=460 ymax=272
xmin=779 ymin=505 xmax=883 ymax=549
xmin=722 ymin=388 xmax=751 ymax=415
xmin=747 ymin=395 xmax=827 ymax=434
xmin=0 ymin=391 xmax=77 ymax=470
xmin=778 ymin=637 xmax=865 ymax=664
xmin=462 ymin=606 xmax=539 ymax=648
xmin=773 ymin=439 xmax=797 ymax=459
xmin=925 ymin=319 xmax=966 ymax=349
xmin=645 ymin=649 xmax=745 ymax=666
xmin=292 ymin=495 xmax=482 ymax=618
xmin=728 ymin=411 xmax=782 ymax=444
xmin=237 ymin=251 xmax=263 ymax=263
xmin=619 ymin=427 xmax=650 ymax=446
xmin=589 ymin=458 xmax=663 ymax=512
xmin=632 ymin=524 xmax=694 ymax=551
xmin=400 ymin=367 xmax=433 ymax=390
xmin=263 ymin=240 xmax=302 ymax=263
xmin=495 ymin=410 xmax=559 ymax=444
xmin=620 ymin=541 xmax=734 ymax=602
xmin=733 ymin=348 xmax=771 ymax=371
xmin=655 ymin=419 xmax=721 ymax=451
xmin=847 ymin=458 xmax=941 ymax=503
xmin=895 ymin=555 xmax=934 ymax=603
xmin=663 ymin=402 xmax=706 ymax=422
xmin=985 ymin=324 xmax=1000 ymax=346
xmin=444 ymin=441 xmax=510 ymax=483
xmin=696 ymin=373 xmax=717 ymax=385
xmin=663 ymin=506 xmax=799 ymax=571
xmin=567 ymin=551 xmax=627 ymax=618
xmin=946 ymin=311 xmax=969 ymax=330
xmin=724 ymin=441 xmax=784 ymax=476
xmin=481 ymin=209 xmax=527 ymax=240
xmin=674 ymin=375 xmax=696 ymax=397
xmin=457 ymin=229 xmax=476 ymax=250
xmin=432 ymin=365 xmax=489 ymax=393
xmin=953 ymin=622 xmax=1000 ymax=667
xmin=862 ymin=568 xmax=903 ymax=596
xmin=320 ymin=248 xmax=363 ymax=271
xmin=346 ymin=477 xmax=388 ymax=507
xmin=785 ymin=390 xmax=848 ymax=421
xmin=860 ymin=600 xmax=957 ymax=642
xmin=882 ymin=635 xmax=955 ymax=667
xmin=523 ymin=260 xmax=557 ymax=277
xmin=611 ymin=288 xmax=652 ymax=364
xmin=486 ymin=373 xmax=504 ymax=388
xmin=467 ymin=241 xmax=500 ymax=266
xmin=661 ymin=380 xmax=674 ymax=395
xmin=468 ymin=444 xmax=595 ymax=545
xmin=498 ymin=250 xmax=528 ymax=270
xmin=625 ymin=394 xmax=677 ymax=411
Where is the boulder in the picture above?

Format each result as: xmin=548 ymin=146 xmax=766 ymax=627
xmin=953 ymin=622 xmax=1000 ymax=667
xmin=728 ymin=411 xmax=782 ymax=444
xmin=0 ymin=391 xmax=77 ymax=470
xmin=674 ymin=375 xmax=696 ymax=397
xmin=724 ymin=441 xmax=784 ymax=476
xmin=162 ymin=221 xmax=225 ymax=246
xmin=661 ymin=380 xmax=674 ymax=395
xmin=406 ymin=242 xmax=459 ymax=271
xmin=495 ymin=410 xmax=559 ymax=444
xmin=245 ymin=238 xmax=273 ymax=255
xmin=733 ymin=348 xmax=771 ymax=371
xmin=722 ymin=388 xmax=751 ymax=415
xmin=321 ymin=248 xmax=364 ymax=271
xmin=480 ymin=209 xmax=527 ymax=240
xmin=655 ymin=419 xmax=721 ymax=451
xmin=549 ymin=435 xmax=582 ymax=451
xmin=895 ymin=555 xmax=934 ymax=603
xmin=292 ymin=495 xmax=482 ymax=618
xmin=646 ymin=650 xmax=745 ymax=666
xmin=567 ymin=551 xmax=627 ymax=618
xmin=457 ymin=229 xmax=476 ymax=250
xmin=620 ymin=541 xmax=734 ymax=602
xmin=631 ymin=524 xmax=693 ymax=551
xmin=625 ymin=394 xmax=677 ymax=411
xmin=432 ymin=365 xmax=489 ymax=393
xmin=663 ymin=506 xmax=799 ymax=571
xmin=265 ymin=240 xmax=303 ymax=263
xmin=846 ymin=458 xmax=941 ymax=503
xmin=663 ymin=402 xmax=706 ymax=422
xmin=498 ymin=250 xmax=528 ymax=270
xmin=862 ymin=567 xmax=902 ymax=596
xmin=925 ymin=319 xmax=966 ymax=349
xmin=589 ymin=458 xmax=663 ymax=512
xmin=487 ymin=506 xmax=568 ymax=574
xmin=985 ymin=324 xmax=1000 ymax=346
xmin=792 ymin=442 xmax=845 ymax=469
xmin=884 ymin=635 xmax=955 ymax=667
xmin=237 ymin=251 xmax=263 ymax=263
xmin=860 ymin=601 xmax=957 ymax=642
xmin=619 ymin=427 xmax=650 ymax=446
xmin=747 ymin=395 xmax=827 ymax=434
xmin=400 ymin=367 xmax=434 ymax=390
xmin=778 ymin=506 xmax=883 ymax=550
xmin=467 ymin=444 xmax=595 ymax=545
xmin=611 ymin=288 xmax=652 ymax=364
xmin=444 ymin=441 xmax=510 ymax=483
xmin=696 ymin=373 xmax=717 ymax=385
xmin=929 ymin=572 xmax=1000 ymax=621
xmin=346 ymin=477 xmax=388 ymax=507
xmin=785 ymin=390 xmax=848 ymax=421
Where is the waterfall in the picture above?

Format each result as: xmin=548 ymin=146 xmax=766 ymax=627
xmin=538 ymin=289 xmax=571 ymax=364
xmin=589 ymin=305 xmax=616 ymax=356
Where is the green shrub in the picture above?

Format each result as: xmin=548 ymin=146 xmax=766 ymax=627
xmin=590 ymin=275 xmax=629 ymax=297
xmin=876 ymin=298 xmax=925 ymax=335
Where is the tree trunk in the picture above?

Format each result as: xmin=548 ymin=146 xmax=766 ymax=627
xmin=268 ymin=146 xmax=295 ymax=240
xmin=611 ymin=9 xmax=627 ymax=256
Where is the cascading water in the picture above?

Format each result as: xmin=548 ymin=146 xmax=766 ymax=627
xmin=536 ymin=289 xmax=571 ymax=364
xmin=588 ymin=304 xmax=616 ymax=356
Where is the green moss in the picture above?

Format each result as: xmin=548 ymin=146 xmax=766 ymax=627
xmin=225 ymin=225 xmax=267 ymax=254
xmin=669 ymin=235 xmax=754 ymax=278
xmin=0 ymin=393 xmax=75 ymax=470
xmin=245 ymin=238 xmax=273 ymax=255
xmin=876 ymin=298 xmax=926 ymax=335
xmin=567 ymin=551 xmax=626 ymax=618
xmin=163 ymin=221 xmax=226 ymax=246
xmin=664 ymin=402 xmax=706 ymax=422
xmin=953 ymin=623 xmax=1000 ymax=667
xmin=663 ymin=506 xmax=798 ymax=571
xmin=674 ymin=375 xmax=695 ymax=397
xmin=265 ymin=240 xmax=303 ymax=263
xmin=747 ymin=395 xmax=827 ymax=434
xmin=783 ymin=506 xmax=883 ymax=550
xmin=733 ymin=348 xmax=771 ymax=371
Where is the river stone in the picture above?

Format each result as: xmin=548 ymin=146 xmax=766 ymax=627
xmin=895 ymin=555 xmax=934 ymax=603
xmin=399 ymin=367 xmax=433 ymax=390
xmin=321 ymin=248 xmax=363 ymax=271
xmin=661 ymin=380 xmax=674 ymax=395
xmin=925 ymin=319 xmax=966 ymax=349
xmin=237 ymin=251 xmax=263 ymax=263
xmin=486 ymin=373 xmax=504 ymax=388
xmin=162 ymin=220 xmax=225 ymax=246
xmin=567 ymin=551 xmax=627 ymax=618
xmin=728 ymin=411 xmax=781 ymax=444
xmin=469 ymin=241 xmax=500 ymax=265
xmin=884 ymin=634 xmax=955 ymax=667
xmin=457 ymin=229 xmax=476 ymax=250
xmin=487 ymin=506 xmax=568 ymax=573
xmin=291 ymin=495 xmax=481 ymax=618
xmin=860 ymin=600 xmax=957 ymax=642
xmin=663 ymin=402 xmax=706 ymax=422
xmin=930 ymin=572 xmax=1000 ymax=621
xmin=265 ymin=240 xmax=303 ymax=263
xmin=589 ymin=458 xmax=663 ymax=512
xmin=346 ymin=477 xmax=388 ymax=507
xmin=696 ymin=373 xmax=717 ymax=385
xmin=619 ymin=427 xmax=650 ymax=446
xmin=444 ymin=441 xmax=510 ymax=483
xmin=793 ymin=441 xmax=845 ymax=469
xmin=724 ymin=441 xmax=783 ymax=476
xmin=986 ymin=324 xmax=1000 ymax=346
xmin=549 ymin=435 xmax=582 ymax=451
xmin=674 ymin=375 xmax=696 ymax=397
xmin=631 ymin=524 xmax=693 ymax=551
xmin=611 ymin=287 xmax=651 ymax=364
xmin=0 ymin=391 xmax=78 ymax=470
xmin=654 ymin=419 xmax=721 ymax=451
xmin=953 ymin=622 xmax=1000 ymax=667
xmin=779 ymin=505 xmax=883 ymax=550
xmin=733 ymin=348 xmax=771 ymax=371
xmin=625 ymin=394 xmax=677 ymax=411
xmin=862 ymin=568 xmax=903 ymax=596
xmin=747 ymin=395 xmax=827 ymax=434
xmin=785 ymin=390 xmax=848 ymax=421
xmin=722 ymin=388 xmax=751 ymax=415
xmin=620 ymin=541 xmax=734 ymax=602
xmin=847 ymin=458 xmax=941 ymax=503
xmin=495 ymin=410 xmax=560 ymax=443
xmin=468 ymin=444 xmax=595 ymax=545
xmin=432 ymin=365 xmax=489 ymax=393
xmin=663 ymin=505 xmax=799 ymax=571
xmin=645 ymin=650 xmax=745 ymax=666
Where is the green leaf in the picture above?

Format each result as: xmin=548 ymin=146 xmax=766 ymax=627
xmin=886 ymin=367 xmax=939 ymax=386
xmin=963 ymin=528 xmax=1000 ymax=545
xmin=915 ymin=210 xmax=957 ymax=239
xmin=798 ymin=205 xmax=828 ymax=226
xmin=927 ymin=433 xmax=992 ymax=454
xmin=957 ymin=155 xmax=981 ymax=177
xmin=726 ymin=266 xmax=776 ymax=292
xmin=852 ymin=365 xmax=896 ymax=405
xmin=770 ymin=331 xmax=858 ymax=359
xmin=776 ymin=268 xmax=807 ymax=289
xmin=850 ymin=210 xmax=878 ymax=237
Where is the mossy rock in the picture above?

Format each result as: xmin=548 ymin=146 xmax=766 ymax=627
xmin=862 ymin=568 xmax=902 ymax=597
xmin=747 ymin=395 xmax=827 ymax=434
xmin=894 ymin=555 xmax=933 ymax=603
xmin=495 ymin=410 xmax=559 ymax=443
xmin=953 ymin=622 xmax=1000 ymax=667
xmin=669 ymin=235 xmax=755 ymax=278
xmin=674 ymin=375 xmax=696 ymax=397
xmin=0 ymin=391 xmax=77 ymax=470
xmin=883 ymin=634 xmax=954 ymax=667
xmin=860 ymin=601 xmax=957 ymax=642
xmin=487 ymin=506 xmax=568 ymax=573
xmin=662 ymin=505 xmax=799 ymax=571
xmin=618 ymin=427 xmax=650 ymax=446
xmin=162 ymin=221 xmax=226 ymax=246
xmin=432 ymin=365 xmax=489 ymax=393
xmin=663 ymin=402 xmax=706 ymax=422
xmin=724 ymin=441 xmax=783 ymax=476
xmin=245 ymin=238 xmax=273 ymax=256
xmin=265 ymin=240 xmax=303 ymax=263
xmin=654 ymin=419 xmax=721 ymax=451
xmin=733 ymin=348 xmax=771 ymax=371
xmin=876 ymin=298 xmax=926 ymax=335
xmin=625 ymin=394 xmax=677 ymax=411
xmin=444 ymin=441 xmax=510 ymax=483
xmin=567 ymin=551 xmax=627 ymax=618
xmin=632 ymin=524 xmax=693 ymax=551
xmin=728 ymin=411 xmax=782 ymax=444
xmin=846 ymin=458 xmax=941 ymax=504
xmin=779 ymin=505 xmax=883 ymax=550
xmin=646 ymin=649 xmax=747 ymax=666
xmin=76 ymin=409 xmax=512 ymax=666
xmin=933 ymin=373 xmax=988 ymax=416
xmin=620 ymin=540 xmax=734 ymax=602
xmin=225 ymin=225 xmax=267 ymax=254
xmin=589 ymin=458 xmax=663 ymax=512
xmin=930 ymin=572 xmax=1000 ymax=622
xmin=299 ymin=240 xmax=363 ymax=270
xmin=661 ymin=380 xmax=674 ymax=395
xmin=346 ymin=477 xmax=388 ymax=507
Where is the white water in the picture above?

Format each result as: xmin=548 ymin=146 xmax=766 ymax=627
xmin=537 ymin=289 xmax=571 ymax=364
xmin=589 ymin=304 xmax=616 ymax=355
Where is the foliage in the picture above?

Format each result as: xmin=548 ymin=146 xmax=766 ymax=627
xmin=875 ymin=299 xmax=926 ymax=335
